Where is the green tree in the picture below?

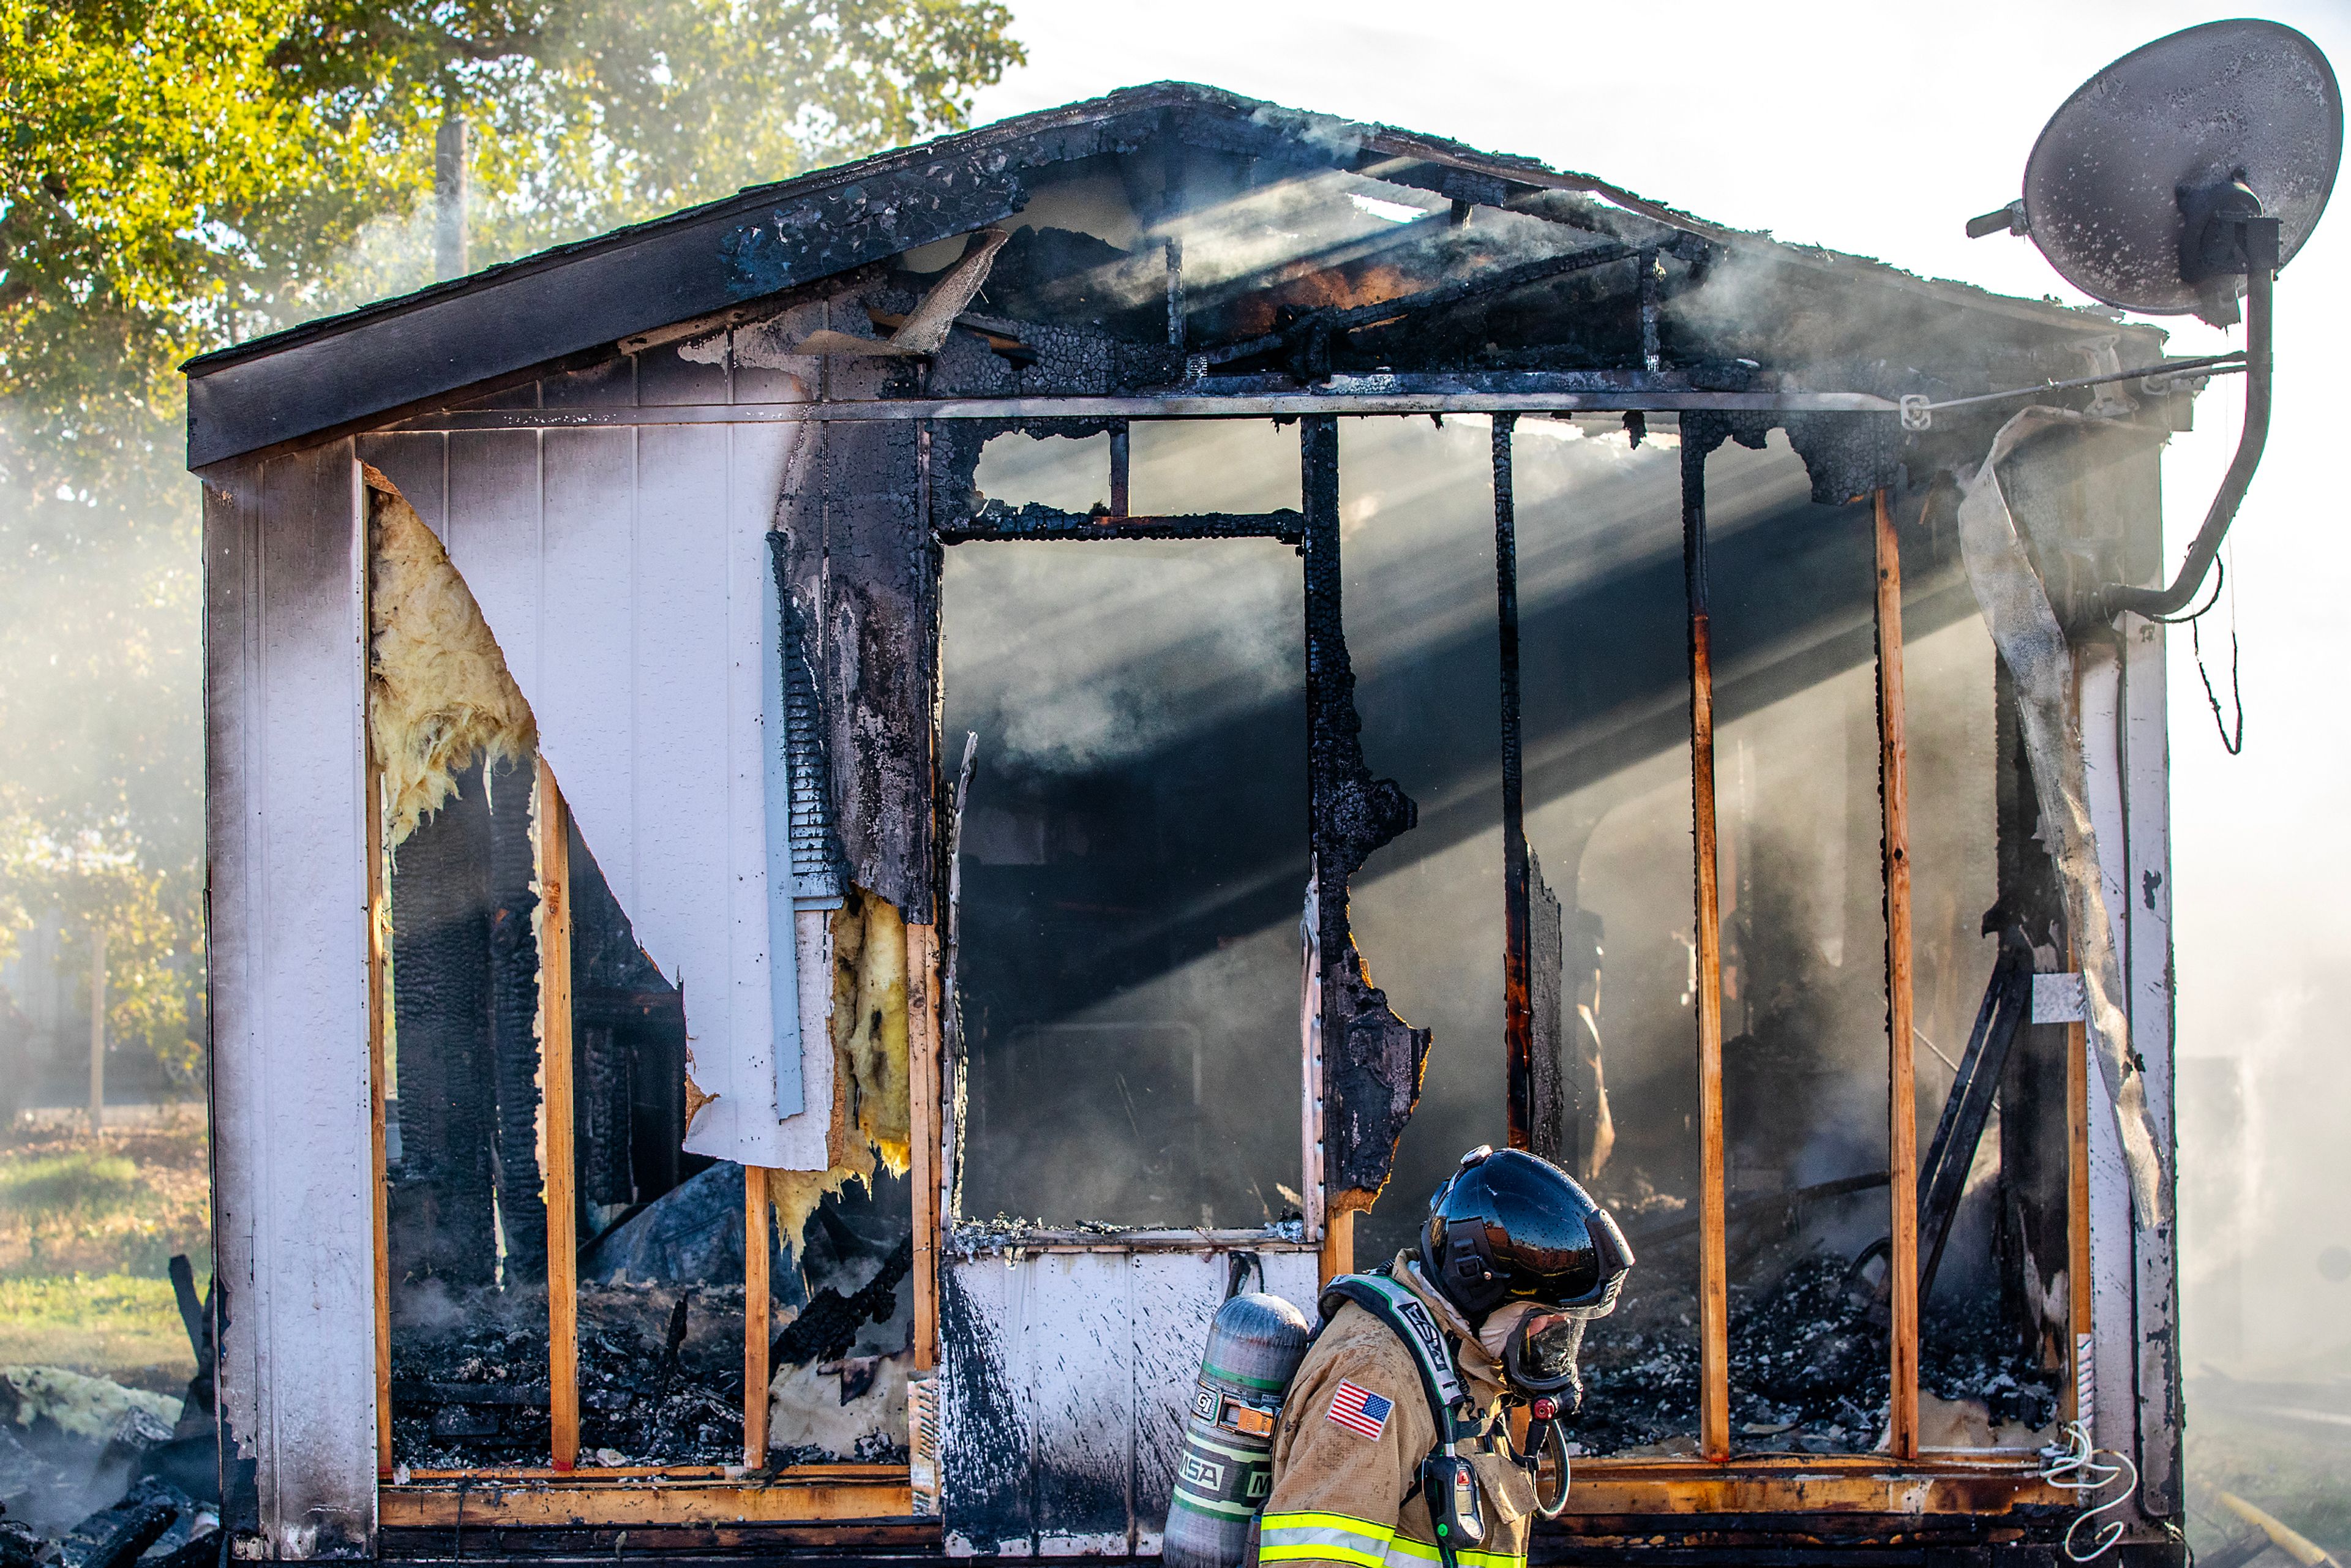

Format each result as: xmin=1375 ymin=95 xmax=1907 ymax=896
xmin=0 ymin=0 xmax=1022 ymax=1085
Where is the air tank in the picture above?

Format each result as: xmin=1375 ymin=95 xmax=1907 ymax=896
xmin=1161 ymin=1291 xmax=1313 ymax=1568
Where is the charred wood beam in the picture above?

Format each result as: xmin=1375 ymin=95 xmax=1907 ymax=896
xmin=1495 ymin=416 xmax=1534 ymax=1153
xmin=938 ymin=503 xmax=1304 ymax=546
xmin=1526 ymin=853 xmax=1567 ymax=1168
xmin=386 ymin=768 xmax=499 ymax=1291
xmin=1205 ymin=243 xmax=1645 ymax=371
xmin=1302 ymin=415 xmax=1428 ymax=1211
xmin=392 ymin=383 xmax=1900 ymax=433
xmin=487 ymin=759 xmax=547 ymax=1281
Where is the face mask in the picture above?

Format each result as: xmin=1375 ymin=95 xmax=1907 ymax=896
xmin=1477 ymin=1301 xmax=1537 ymax=1364
xmin=1480 ymin=1300 xmax=1591 ymax=1406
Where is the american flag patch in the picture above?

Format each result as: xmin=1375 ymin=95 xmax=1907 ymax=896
xmin=1325 ymin=1381 xmax=1393 ymax=1441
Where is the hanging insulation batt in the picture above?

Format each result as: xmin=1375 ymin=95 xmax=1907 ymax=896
xmin=362 ymin=465 xmax=536 ymax=845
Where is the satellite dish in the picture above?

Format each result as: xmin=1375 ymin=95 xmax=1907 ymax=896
xmin=1965 ymin=20 xmax=2342 ymax=623
xmin=1971 ymin=19 xmax=2342 ymax=320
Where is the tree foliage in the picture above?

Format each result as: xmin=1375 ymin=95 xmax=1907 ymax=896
xmin=0 ymin=0 xmax=1021 ymax=1079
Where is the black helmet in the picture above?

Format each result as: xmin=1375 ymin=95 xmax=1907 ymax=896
xmin=1419 ymin=1146 xmax=1633 ymax=1322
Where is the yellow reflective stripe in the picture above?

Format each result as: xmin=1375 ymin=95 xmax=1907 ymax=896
xmin=1382 ymin=1536 xmax=1520 ymax=1568
xmin=1263 ymin=1512 xmax=1397 ymax=1539
xmin=1261 ymin=1542 xmax=1390 ymax=1568
xmin=1261 ymin=1510 xmax=1400 ymax=1568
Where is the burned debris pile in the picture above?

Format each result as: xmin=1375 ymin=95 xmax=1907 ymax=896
xmin=0 ymin=1258 xmax=220 ymax=1568
xmin=577 ymin=1285 xmax=745 ymax=1465
xmin=1572 ymin=1242 xmax=2057 ymax=1455
xmin=388 ymin=1290 xmax=553 ymax=1468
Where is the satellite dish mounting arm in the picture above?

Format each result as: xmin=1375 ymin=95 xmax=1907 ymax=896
xmin=2095 ymin=206 xmax=2278 ymax=625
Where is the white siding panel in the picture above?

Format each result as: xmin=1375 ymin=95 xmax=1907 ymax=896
xmin=2077 ymin=647 xmax=2139 ymax=1469
xmin=206 ymin=445 xmax=377 ymax=1557
xmin=945 ymin=1247 xmax=1320 ymax=1558
xmin=444 ymin=423 xmax=815 ymax=1166
xmin=2123 ymin=617 xmax=2180 ymax=1511
xmin=1026 ymin=1253 xmax=1133 ymax=1555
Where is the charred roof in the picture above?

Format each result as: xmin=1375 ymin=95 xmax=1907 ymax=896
xmin=183 ymin=81 xmax=2162 ymax=469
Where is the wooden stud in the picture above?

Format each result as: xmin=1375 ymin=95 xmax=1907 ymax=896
xmin=1874 ymin=490 xmax=1921 ymax=1461
xmin=380 ymin=1471 xmax=917 ymax=1528
xmin=1682 ymin=443 xmax=1730 ymax=1463
xmin=907 ymin=921 xmax=942 ymax=1370
xmin=1319 ymin=1200 xmax=1357 ymax=1285
xmin=1494 ymin=417 xmax=1534 ymax=1150
xmin=744 ymin=1166 xmax=771 ymax=1468
xmin=535 ymin=757 xmax=580 ymax=1472
xmin=366 ymin=758 xmax=393 ymax=1479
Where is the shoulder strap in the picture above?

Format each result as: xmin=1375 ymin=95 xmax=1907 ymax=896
xmin=1318 ymin=1274 xmax=1468 ymax=1442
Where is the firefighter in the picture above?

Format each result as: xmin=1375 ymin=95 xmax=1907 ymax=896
xmin=1258 ymin=1147 xmax=1632 ymax=1568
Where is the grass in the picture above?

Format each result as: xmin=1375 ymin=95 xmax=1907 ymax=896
xmin=0 ymin=1119 xmax=210 ymax=1390
xmin=0 ymin=1152 xmax=143 ymax=1223
xmin=0 ymin=1122 xmax=208 ymax=1281
xmin=0 ymin=1275 xmax=198 ymax=1394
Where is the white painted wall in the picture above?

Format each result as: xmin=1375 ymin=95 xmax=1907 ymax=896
xmin=359 ymin=423 xmax=828 ymax=1169
xmin=205 ymin=444 xmax=379 ymax=1557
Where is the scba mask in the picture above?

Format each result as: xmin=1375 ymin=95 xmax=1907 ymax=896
xmin=1477 ymin=1297 xmax=1613 ymax=1408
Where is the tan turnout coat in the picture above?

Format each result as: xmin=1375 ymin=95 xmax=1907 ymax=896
xmin=1257 ymin=1259 xmax=1534 ymax=1568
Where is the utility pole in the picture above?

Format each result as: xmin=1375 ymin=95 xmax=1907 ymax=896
xmin=88 ymin=928 xmax=106 ymax=1137
xmin=434 ymin=110 xmax=469 ymax=281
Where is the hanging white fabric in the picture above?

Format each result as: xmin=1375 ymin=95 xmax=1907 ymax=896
xmin=1955 ymin=405 xmax=2169 ymax=1226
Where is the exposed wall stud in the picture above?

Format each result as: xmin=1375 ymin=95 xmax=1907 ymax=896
xmin=536 ymin=757 xmax=580 ymax=1471
xmin=745 ymin=1166 xmax=772 ymax=1468
xmin=907 ymin=920 xmax=942 ymax=1370
xmin=1681 ymin=439 xmax=1730 ymax=1463
xmin=1875 ymin=489 xmax=1921 ymax=1461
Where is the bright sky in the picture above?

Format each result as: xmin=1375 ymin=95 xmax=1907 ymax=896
xmin=971 ymin=1 xmax=2351 ymax=1370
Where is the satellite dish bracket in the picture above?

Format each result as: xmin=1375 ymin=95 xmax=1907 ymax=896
xmin=2093 ymin=241 xmax=2273 ymax=626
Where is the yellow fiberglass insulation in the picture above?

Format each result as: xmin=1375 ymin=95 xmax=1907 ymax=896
xmin=362 ymin=465 xmax=537 ymax=846
xmin=829 ymin=888 xmax=913 ymax=1177
xmin=766 ymin=1164 xmax=867 ymax=1259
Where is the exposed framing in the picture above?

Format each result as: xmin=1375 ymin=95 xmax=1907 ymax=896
xmin=536 ymin=757 xmax=580 ymax=1472
xmin=1876 ymin=490 xmax=1922 ymax=1461
xmin=907 ymin=920 xmax=942 ymax=1370
xmin=743 ymin=1165 xmax=771 ymax=1467
xmin=360 ymin=398 xmax=2097 ymax=1527
xmin=1680 ymin=438 xmax=1733 ymax=1462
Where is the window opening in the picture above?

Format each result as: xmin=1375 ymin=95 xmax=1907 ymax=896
xmin=943 ymin=495 xmax=1308 ymax=1229
xmin=1510 ymin=413 xmax=1705 ymax=1457
xmin=1335 ymin=415 xmax=1510 ymax=1267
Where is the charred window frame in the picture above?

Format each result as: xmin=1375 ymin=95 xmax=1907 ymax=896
xmin=928 ymin=416 xmax=1345 ymax=1247
xmin=924 ymin=403 xmax=2087 ymax=1474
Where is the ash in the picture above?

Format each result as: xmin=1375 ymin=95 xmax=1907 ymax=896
xmin=1922 ymin=1300 xmax=2058 ymax=1431
xmin=389 ymin=1281 xmax=750 ymax=1467
xmin=1723 ymin=1253 xmax=1889 ymax=1452
xmin=577 ymin=1283 xmax=745 ymax=1465
xmin=1567 ymin=1247 xmax=2054 ymax=1456
xmin=388 ymin=1285 xmax=553 ymax=1468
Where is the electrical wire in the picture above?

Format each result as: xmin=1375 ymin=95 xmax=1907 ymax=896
xmin=2192 ymin=602 xmax=2246 ymax=756
xmin=2146 ymin=555 xmax=2246 ymax=754
xmin=2039 ymin=1419 xmax=2141 ymax=1561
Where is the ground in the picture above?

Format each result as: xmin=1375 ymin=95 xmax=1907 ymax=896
xmin=2180 ymin=1343 xmax=2351 ymax=1564
xmin=0 ymin=1109 xmax=208 ymax=1394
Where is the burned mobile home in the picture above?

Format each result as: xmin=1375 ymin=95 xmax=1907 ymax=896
xmin=188 ymin=83 xmax=2198 ymax=1564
